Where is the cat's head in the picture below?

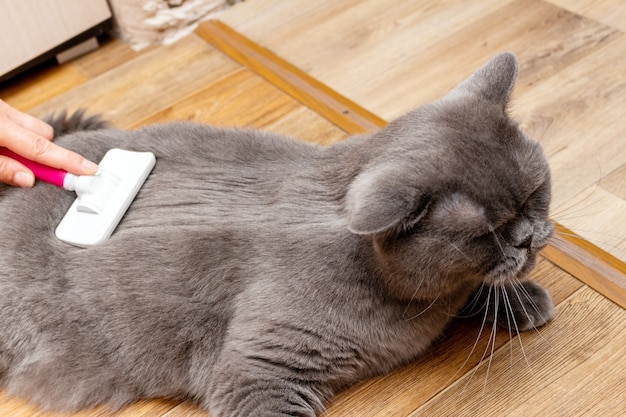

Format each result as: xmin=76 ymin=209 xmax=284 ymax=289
xmin=346 ymin=53 xmax=553 ymax=299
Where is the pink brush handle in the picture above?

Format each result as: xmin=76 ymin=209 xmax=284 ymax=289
xmin=0 ymin=147 xmax=67 ymax=188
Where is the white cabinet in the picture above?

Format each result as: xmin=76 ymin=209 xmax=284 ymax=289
xmin=0 ymin=0 xmax=112 ymax=80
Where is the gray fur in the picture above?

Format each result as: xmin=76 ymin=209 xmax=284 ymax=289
xmin=0 ymin=53 xmax=553 ymax=416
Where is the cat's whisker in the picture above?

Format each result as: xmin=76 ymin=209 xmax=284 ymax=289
xmin=550 ymin=234 xmax=626 ymax=254
xmin=551 ymin=208 xmax=610 ymax=222
xmin=554 ymin=228 xmax=626 ymax=242
xmin=445 ymin=296 xmax=455 ymax=319
xmin=503 ymin=284 xmax=562 ymax=413
xmin=500 ymin=286 xmax=515 ymax=372
xmin=549 ymin=193 xmax=600 ymax=220
xmin=551 ymin=169 xmax=609 ymax=219
xmin=500 ymin=284 xmax=533 ymax=374
xmin=502 ymin=293 xmax=541 ymax=402
xmin=509 ymin=280 xmax=551 ymax=345
xmin=511 ymin=281 xmax=537 ymax=320
xmin=463 ymin=287 xmax=500 ymax=395
xmin=481 ymin=287 xmax=500 ymax=400
xmin=551 ymin=230 xmax=626 ymax=256
xmin=491 ymin=230 xmax=507 ymax=258
xmin=504 ymin=280 xmax=549 ymax=350
xmin=512 ymin=279 xmax=543 ymax=320
xmin=453 ymin=283 xmax=488 ymax=319
xmin=447 ymin=240 xmax=475 ymax=265
xmin=403 ymin=294 xmax=440 ymax=321
xmin=544 ymin=237 xmax=612 ymax=284
xmin=451 ymin=287 xmax=493 ymax=392
xmin=402 ymin=275 xmax=428 ymax=320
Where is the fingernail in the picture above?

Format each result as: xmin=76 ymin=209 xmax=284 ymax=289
xmin=82 ymin=159 xmax=99 ymax=174
xmin=14 ymin=171 xmax=35 ymax=187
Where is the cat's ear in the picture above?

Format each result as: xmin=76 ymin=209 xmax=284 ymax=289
xmin=346 ymin=164 xmax=427 ymax=235
xmin=452 ymin=52 xmax=518 ymax=106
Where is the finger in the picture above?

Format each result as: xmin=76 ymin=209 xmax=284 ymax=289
xmin=13 ymin=112 xmax=54 ymax=140
xmin=0 ymin=121 xmax=98 ymax=176
xmin=0 ymin=99 xmax=53 ymax=139
xmin=0 ymin=155 xmax=35 ymax=187
xmin=25 ymin=136 xmax=98 ymax=176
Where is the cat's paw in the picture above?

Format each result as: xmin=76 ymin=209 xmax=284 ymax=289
xmin=499 ymin=280 xmax=554 ymax=332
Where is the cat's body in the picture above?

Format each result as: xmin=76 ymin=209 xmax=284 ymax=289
xmin=0 ymin=53 xmax=554 ymax=416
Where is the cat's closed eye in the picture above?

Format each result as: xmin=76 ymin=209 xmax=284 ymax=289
xmin=522 ymin=182 xmax=550 ymax=216
xmin=397 ymin=196 xmax=432 ymax=235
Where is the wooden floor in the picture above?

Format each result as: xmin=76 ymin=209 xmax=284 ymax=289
xmin=0 ymin=0 xmax=624 ymax=415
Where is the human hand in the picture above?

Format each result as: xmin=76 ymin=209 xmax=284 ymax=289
xmin=0 ymin=99 xmax=98 ymax=187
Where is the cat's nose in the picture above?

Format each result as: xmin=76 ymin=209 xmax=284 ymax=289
xmin=510 ymin=219 xmax=534 ymax=249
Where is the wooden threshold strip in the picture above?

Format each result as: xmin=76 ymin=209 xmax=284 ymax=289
xmin=196 ymin=19 xmax=626 ymax=309
xmin=544 ymin=224 xmax=626 ymax=307
xmin=195 ymin=20 xmax=386 ymax=134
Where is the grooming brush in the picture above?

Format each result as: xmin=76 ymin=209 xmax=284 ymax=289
xmin=0 ymin=148 xmax=156 ymax=247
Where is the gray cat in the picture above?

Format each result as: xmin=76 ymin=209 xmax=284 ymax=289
xmin=0 ymin=53 xmax=554 ymax=416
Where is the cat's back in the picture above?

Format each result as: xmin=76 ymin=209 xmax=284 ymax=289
xmin=0 ymin=120 xmax=347 ymax=278
xmin=2 ymin=121 xmax=332 ymax=232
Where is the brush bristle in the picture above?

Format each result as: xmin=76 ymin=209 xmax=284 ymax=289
xmin=45 ymin=110 xmax=110 ymax=138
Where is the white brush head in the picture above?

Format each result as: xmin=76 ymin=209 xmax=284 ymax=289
xmin=55 ymin=149 xmax=156 ymax=247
